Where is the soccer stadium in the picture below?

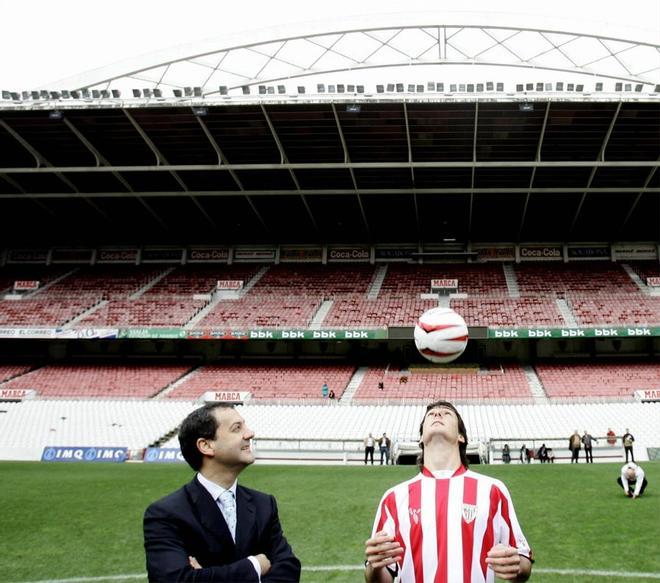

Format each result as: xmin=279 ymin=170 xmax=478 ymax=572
xmin=0 ymin=4 xmax=659 ymax=582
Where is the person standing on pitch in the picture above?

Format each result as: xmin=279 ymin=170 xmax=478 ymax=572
xmin=378 ymin=433 xmax=392 ymax=465
xmin=622 ymin=428 xmax=636 ymax=462
xmin=581 ymin=430 xmax=598 ymax=463
xmin=364 ymin=432 xmax=376 ymax=465
xmin=569 ymin=430 xmax=581 ymax=463
xmin=364 ymin=401 xmax=533 ymax=583
xmin=143 ymin=403 xmax=301 ymax=582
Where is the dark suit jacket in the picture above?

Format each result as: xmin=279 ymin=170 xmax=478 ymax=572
xmin=144 ymin=477 xmax=301 ymax=582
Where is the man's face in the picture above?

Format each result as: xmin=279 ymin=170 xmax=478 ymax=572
xmin=206 ymin=407 xmax=255 ymax=469
xmin=421 ymin=406 xmax=464 ymax=446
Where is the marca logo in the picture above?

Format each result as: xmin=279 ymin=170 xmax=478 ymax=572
xmin=462 ymin=503 xmax=477 ymax=524
xmin=409 ymin=508 xmax=421 ymax=525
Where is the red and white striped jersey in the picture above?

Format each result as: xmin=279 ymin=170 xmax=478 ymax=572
xmin=371 ymin=466 xmax=532 ymax=583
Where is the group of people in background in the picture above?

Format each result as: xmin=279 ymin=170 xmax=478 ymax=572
xmin=321 ymin=382 xmax=336 ymax=401
xmin=364 ymin=432 xmax=392 ymax=465
xmin=501 ymin=427 xmax=636 ymax=465
xmin=569 ymin=428 xmax=635 ymax=463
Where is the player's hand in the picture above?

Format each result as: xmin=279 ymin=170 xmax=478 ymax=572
xmin=255 ymin=553 xmax=272 ymax=575
xmin=189 ymin=556 xmax=202 ymax=569
xmin=365 ymin=530 xmax=403 ymax=569
xmin=485 ymin=544 xmax=521 ymax=580
xmin=632 ymin=494 xmax=638 ymax=499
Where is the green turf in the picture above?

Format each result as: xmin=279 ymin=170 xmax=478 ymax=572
xmin=0 ymin=462 xmax=658 ymax=582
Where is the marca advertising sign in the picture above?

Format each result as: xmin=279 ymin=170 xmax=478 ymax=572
xmin=431 ymin=279 xmax=458 ymax=289
xmin=279 ymin=247 xmax=323 ymax=262
xmin=0 ymin=388 xmax=36 ymax=400
xmin=187 ymin=328 xmax=388 ymax=340
xmin=143 ymin=448 xmax=186 ymax=464
xmin=488 ymin=326 xmax=660 ymax=339
xmin=96 ymin=248 xmax=139 ymax=264
xmin=634 ymin=389 xmax=660 ymax=402
xmin=187 ymin=247 xmax=229 ymax=262
xmin=519 ymin=245 xmax=563 ymax=261
xmin=327 ymin=246 xmax=371 ymax=262
xmin=471 ymin=245 xmax=516 ymax=262
xmin=647 ymin=277 xmax=660 ymax=287
xmin=203 ymin=391 xmax=251 ymax=402
xmin=41 ymin=446 xmax=128 ymax=463
xmin=217 ymin=280 xmax=243 ymax=290
xmin=13 ymin=280 xmax=39 ymax=291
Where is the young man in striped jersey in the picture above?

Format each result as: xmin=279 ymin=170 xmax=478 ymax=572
xmin=364 ymin=401 xmax=532 ymax=583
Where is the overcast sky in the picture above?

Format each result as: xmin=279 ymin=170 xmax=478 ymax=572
xmin=0 ymin=0 xmax=657 ymax=89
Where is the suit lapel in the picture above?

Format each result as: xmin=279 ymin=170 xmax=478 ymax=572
xmin=185 ymin=478 xmax=236 ymax=551
xmin=235 ymin=485 xmax=257 ymax=557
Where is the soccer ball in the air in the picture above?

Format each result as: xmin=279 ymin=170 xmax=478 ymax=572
xmin=414 ymin=307 xmax=469 ymax=364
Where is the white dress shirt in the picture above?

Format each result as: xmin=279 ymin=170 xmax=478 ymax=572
xmin=197 ymin=473 xmax=261 ymax=580
xmin=620 ymin=463 xmax=645 ymax=496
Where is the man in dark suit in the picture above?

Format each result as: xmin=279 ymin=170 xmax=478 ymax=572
xmin=144 ymin=403 xmax=301 ymax=582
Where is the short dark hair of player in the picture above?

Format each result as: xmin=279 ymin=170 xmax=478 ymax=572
xmin=178 ymin=402 xmax=235 ymax=471
xmin=417 ymin=400 xmax=470 ymax=469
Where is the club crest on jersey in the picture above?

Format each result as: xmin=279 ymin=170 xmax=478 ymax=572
xmin=462 ymin=503 xmax=477 ymax=524
xmin=409 ymin=508 xmax=421 ymax=525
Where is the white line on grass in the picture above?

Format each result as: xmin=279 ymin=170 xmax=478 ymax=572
xmin=15 ymin=566 xmax=660 ymax=582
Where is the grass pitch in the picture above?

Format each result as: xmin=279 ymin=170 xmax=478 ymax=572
xmin=0 ymin=461 xmax=658 ymax=582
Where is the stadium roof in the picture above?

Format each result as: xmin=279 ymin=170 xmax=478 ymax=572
xmin=38 ymin=13 xmax=660 ymax=97
xmin=0 ymin=12 xmax=658 ymax=248
xmin=0 ymin=99 xmax=658 ymax=247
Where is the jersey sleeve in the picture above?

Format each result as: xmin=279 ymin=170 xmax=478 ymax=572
xmin=495 ymin=482 xmax=532 ymax=561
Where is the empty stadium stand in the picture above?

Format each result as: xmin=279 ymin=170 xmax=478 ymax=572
xmin=535 ymin=362 xmax=660 ymax=398
xmin=450 ymin=297 xmax=566 ymax=327
xmin=197 ymin=295 xmax=322 ymax=328
xmin=0 ymin=364 xmax=192 ymax=399
xmin=354 ymin=363 xmax=532 ymax=401
xmin=166 ymin=364 xmax=356 ymax=400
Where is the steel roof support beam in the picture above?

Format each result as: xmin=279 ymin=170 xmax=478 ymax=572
xmin=0 ymin=119 xmax=111 ymax=222
xmin=3 ymin=186 xmax=656 ymax=200
xmin=330 ymin=103 xmax=371 ymax=238
xmin=194 ymin=113 xmax=269 ymax=234
xmin=518 ymin=101 xmax=551 ymax=241
xmin=4 ymin=160 xmax=657 ymax=174
xmin=402 ymin=101 xmax=420 ymax=241
xmin=618 ymin=165 xmax=659 ymax=235
xmin=0 ymin=173 xmax=56 ymax=217
xmin=123 ymin=109 xmax=216 ymax=229
xmin=468 ymin=101 xmax=479 ymax=239
xmin=63 ymin=116 xmax=169 ymax=231
xmin=568 ymin=102 xmax=622 ymax=236
xmin=261 ymin=104 xmax=319 ymax=235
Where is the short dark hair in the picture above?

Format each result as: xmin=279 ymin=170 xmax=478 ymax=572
xmin=178 ymin=403 xmax=234 ymax=471
xmin=417 ymin=400 xmax=469 ymax=469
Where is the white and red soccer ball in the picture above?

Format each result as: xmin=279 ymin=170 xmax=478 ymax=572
xmin=414 ymin=307 xmax=469 ymax=364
